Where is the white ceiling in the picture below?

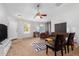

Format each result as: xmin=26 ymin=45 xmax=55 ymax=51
xmin=2 ymin=3 xmax=65 ymax=22
xmin=2 ymin=3 xmax=79 ymax=22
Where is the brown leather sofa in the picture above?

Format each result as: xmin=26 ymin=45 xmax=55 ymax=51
xmin=40 ymin=31 xmax=49 ymax=39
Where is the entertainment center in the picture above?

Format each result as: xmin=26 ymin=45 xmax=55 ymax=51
xmin=0 ymin=24 xmax=11 ymax=56
xmin=0 ymin=39 xmax=11 ymax=56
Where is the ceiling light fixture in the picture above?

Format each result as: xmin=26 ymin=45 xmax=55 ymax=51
xmin=34 ymin=3 xmax=47 ymax=19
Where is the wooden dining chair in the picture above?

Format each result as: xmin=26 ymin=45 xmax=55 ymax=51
xmin=46 ymin=34 xmax=66 ymax=56
xmin=66 ymin=33 xmax=75 ymax=53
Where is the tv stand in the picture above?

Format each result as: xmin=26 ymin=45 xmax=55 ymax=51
xmin=0 ymin=39 xmax=12 ymax=56
xmin=0 ymin=43 xmax=2 ymax=45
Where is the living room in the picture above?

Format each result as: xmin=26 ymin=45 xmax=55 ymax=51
xmin=0 ymin=3 xmax=79 ymax=56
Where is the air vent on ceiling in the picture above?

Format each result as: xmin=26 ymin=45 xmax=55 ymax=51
xmin=55 ymin=3 xmax=63 ymax=7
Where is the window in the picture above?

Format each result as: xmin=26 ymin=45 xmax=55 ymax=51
xmin=39 ymin=24 xmax=45 ymax=32
xmin=36 ymin=26 xmax=40 ymax=32
xmin=35 ymin=24 xmax=45 ymax=32
xmin=24 ymin=23 xmax=30 ymax=33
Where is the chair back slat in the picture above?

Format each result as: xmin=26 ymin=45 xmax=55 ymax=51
xmin=67 ymin=33 xmax=75 ymax=45
xmin=54 ymin=34 xmax=66 ymax=51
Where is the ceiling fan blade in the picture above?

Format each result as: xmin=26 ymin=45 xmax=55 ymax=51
xmin=41 ymin=14 xmax=47 ymax=16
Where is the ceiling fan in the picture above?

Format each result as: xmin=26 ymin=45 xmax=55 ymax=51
xmin=34 ymin=3 xmax=47 ymax=19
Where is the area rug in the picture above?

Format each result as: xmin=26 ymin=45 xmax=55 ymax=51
xmin=32 ymin=43 xmax=46 ymax=52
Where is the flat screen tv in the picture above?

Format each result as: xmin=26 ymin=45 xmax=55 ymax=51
xmin=55 ymin=22 xmax=66 ymax=33
xmin=0 ymin=24 xmax=7 ymax=43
